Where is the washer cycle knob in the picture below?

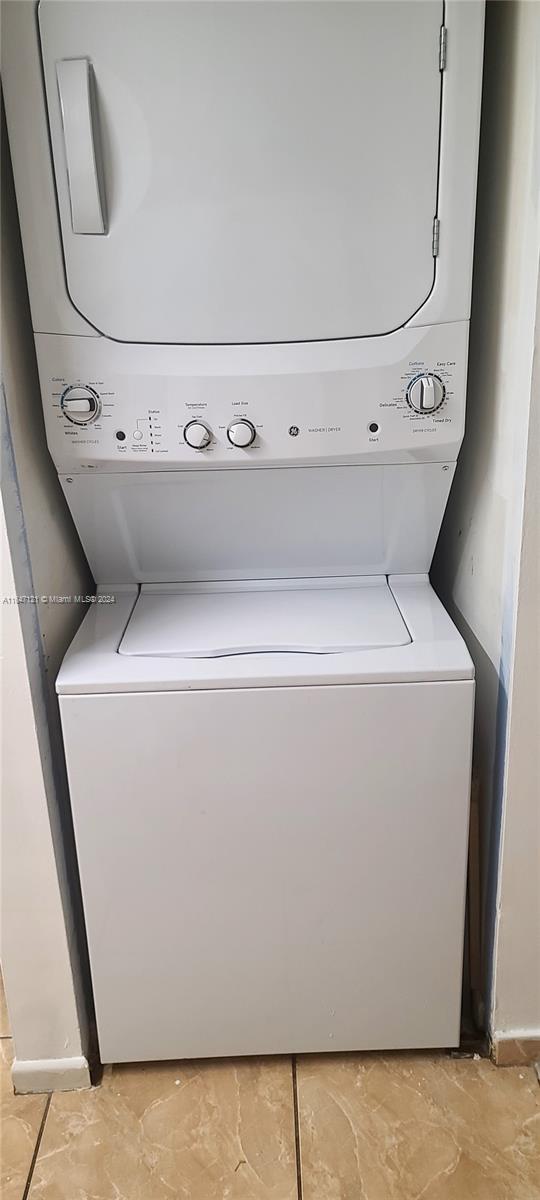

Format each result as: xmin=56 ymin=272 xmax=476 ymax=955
xmin=61 ymin=385 xmax=101 ymax=425
xmin=406 ymin=374 xmax=445 ymax=413
xmin=184 ymin=420 xmax=212 ymax=449
xmin=227 ymin=419 xmax=256 ymax=447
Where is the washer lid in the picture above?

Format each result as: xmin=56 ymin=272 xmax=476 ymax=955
xmin=39 ymin=0 xmax=442 ymax=344
xmin=118 ymin=578 xmax=410 ymax=659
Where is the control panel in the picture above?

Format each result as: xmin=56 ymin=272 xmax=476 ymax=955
xmin=36 ymin=323 xmax=469 ymax=473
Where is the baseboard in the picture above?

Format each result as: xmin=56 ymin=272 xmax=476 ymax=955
xmin=490 ymin=1031 xmax=540 ymax=1067
xmin=12 ymin=1055 xmax=91 ymax=1094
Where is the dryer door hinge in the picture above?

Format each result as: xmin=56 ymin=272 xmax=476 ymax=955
xmin=432 ymin=217 xmax=440 ymax=257
xmin=439 ymin=25 xmax=448 ymax=71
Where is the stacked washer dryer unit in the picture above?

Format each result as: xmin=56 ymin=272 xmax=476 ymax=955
xmin=4 ymin=2 xmax=484 ymax=1062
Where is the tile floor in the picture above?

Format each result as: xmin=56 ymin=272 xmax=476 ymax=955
xmin=1 ymin=974 xmax=539 ymax=1200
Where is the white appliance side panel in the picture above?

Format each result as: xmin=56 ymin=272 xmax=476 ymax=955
xmin=60 ymin=680 xmax=474 ymax=1061
xmin=39 ymin=0 xmax=441 ymax=344
xmin=60 ymin=462 xmax=455 ymax=584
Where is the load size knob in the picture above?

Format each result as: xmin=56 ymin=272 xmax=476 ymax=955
xmin=227 ymin=419 xmax=256 ymax=448
xmin=183 ymin=420 xmax=212 ymax=449
xmin=61 ymin=385 xmax=101 ymax=425
xmin=406 ymin=374 xmax=445 ymax=413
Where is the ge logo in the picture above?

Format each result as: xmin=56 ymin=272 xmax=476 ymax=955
xmin=288 ymin=425 xmax=300 ymax=437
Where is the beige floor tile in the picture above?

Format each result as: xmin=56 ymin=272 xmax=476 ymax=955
xmin=27 ymin=1056 xmax=297 ymax=1200
xmin=493 ymin=1036 xmax=540 ymax=1067
xmin=0 ymin=969 xmax=11 ymax=1037
xmin=297 ymin=1052 xmax=540 ymax=1200
xmin=1 ymin=1039 xmax=48 ymax=1200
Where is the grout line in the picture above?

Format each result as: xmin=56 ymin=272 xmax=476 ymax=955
xmin=22 ymin=1092 xmax=51 ymax=1200
xmin=291 ymin=1056 xmax=304 ymax=1200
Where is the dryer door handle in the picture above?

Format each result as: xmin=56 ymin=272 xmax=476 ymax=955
xmin=56 ymin=58 xmax=106 ymax=235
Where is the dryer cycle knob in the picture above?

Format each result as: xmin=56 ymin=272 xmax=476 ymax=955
xmin=183 ymin=420 xmax=212 ymax=449
xmin=406 ymin=374 xmax=445 ymax=413
xmin=61 ymin=385 xmax=101 ymax=425
xmin=227 ymin=419 xmax=256 ymax=447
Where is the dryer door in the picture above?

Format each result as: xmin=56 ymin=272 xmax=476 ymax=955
xmin=39 ymin=0 xmax=443 ymax=345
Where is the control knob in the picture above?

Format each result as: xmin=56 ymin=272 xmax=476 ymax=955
xmin=184 ymin=420 xmax=212 ymax=449
xmin=227 ymin=419 xmax=256 ymax=447
xmin=61 ymin=385 xmax=101 ymax=425
xmin=406 ymin=374 xmax=445 ymax=413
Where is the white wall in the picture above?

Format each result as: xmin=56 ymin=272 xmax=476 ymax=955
xmin=1 ymin=111 xmax=95 ymax=1091
xmin=1 ymin=505 xmax=90 ymax=1091
xmin=492 ymin=298 xmax=540 ymax=1041
xmin=1 ymin=113 xmax=93 ymax=679
xmin=433 ymin=0 xmax=540 ymax=1041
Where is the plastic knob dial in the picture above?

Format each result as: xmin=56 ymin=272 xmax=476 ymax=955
xmin=183 ymin=420 xmax=212 ymax=449
xmin=61 ymin=385 xmax=101 ymax=425
xmin=406 ymin=374 xmax=445 ymax=414
xmin=227 ymin=419 xmax=256 ymax=447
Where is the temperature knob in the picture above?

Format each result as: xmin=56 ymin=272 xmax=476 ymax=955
xmin=61 ymin=385 xmax=101 ymax=425
xmin=227 ymin=419 xmax=256 ymax=448
xmin=184 ymin=420 xmax=212 ymax=449
xmin=406 ymin=374 xmax=445 ymax=413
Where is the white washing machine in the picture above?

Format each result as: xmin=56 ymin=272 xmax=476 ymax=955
xmin=3 ymin=0 xmax=484 ymax=1061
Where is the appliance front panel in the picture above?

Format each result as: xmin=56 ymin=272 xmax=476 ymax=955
xmin=60 ymin=679 xmax=474 ymax=1061
xmin=39 ymin=0 xmax=442 ymax=344
xmin=60 ymin=462 xmax=455 ymax=583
